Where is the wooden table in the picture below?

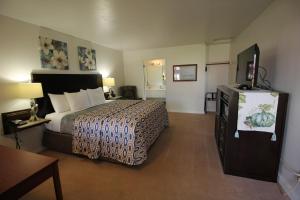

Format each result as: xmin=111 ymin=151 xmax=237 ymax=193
xmin=0 ymin=145 xmax=63 ymax=199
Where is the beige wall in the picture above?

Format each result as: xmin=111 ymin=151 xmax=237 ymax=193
xmin=205 ymin=43 xmax=230 ymax=112
xmin=0 ymin=15 xmax=124 ymax=152
xmin=230 ymin=0 xmax=300 ymax=199
xmin=123 ymin=44 xmax=206 ymax=113
xmin=206 ymin=43 xmax=231 ymax=64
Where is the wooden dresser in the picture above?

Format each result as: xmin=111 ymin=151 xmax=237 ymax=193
xmin=215 ymin=85 xmax=288 ymax=182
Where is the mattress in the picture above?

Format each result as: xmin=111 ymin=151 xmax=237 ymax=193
xmin=45 ymin=100 xmax=114 ymax=133
xmin=45 ymin=111 xmax=74 ymax=133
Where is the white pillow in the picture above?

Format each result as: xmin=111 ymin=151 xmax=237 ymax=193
xmin=64 ymin=90 xmax=91 ymax=111
xmin=48 ymin=94 xmax=70 ymax=113
xmin=83 ymin=87 xmax=106 ymax=106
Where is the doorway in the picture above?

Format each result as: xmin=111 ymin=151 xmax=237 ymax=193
xmin=205 ymin=63 xmax=229 ymax=112
xmin=143 ymin=59 xmax=166 ymax=101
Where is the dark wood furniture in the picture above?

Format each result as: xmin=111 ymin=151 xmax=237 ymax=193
xmin=119 ymin=86 xmax=138 ymax=99
xmin=43 ymin=130 xmax=73 ymax=154
xmin=215 ymin=85 xmax=288 ymax=182
xmin=0 ymin=145 xmax=63 ymax=199
xmin=31 ymin=73 xmax=103 ymax=152
xmin=109 ymin=96 xmax=122 ymax=100
xmin=1 ymin=109 xmax=50 ymax=149
xmin=1 ymin=109 xmax=31 ymax=135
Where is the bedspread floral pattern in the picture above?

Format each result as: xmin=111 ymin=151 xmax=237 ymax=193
xmin=72 ymin=100 xmax=168 ymax=165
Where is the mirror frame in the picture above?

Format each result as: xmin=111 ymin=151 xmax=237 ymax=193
xmin=173 ymin=64 xmax=197 ymax=82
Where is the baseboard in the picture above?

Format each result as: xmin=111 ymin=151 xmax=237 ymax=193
xmin=278 ymin=174 xmax=298 ymax=200
xmin=166 ymin=109 xmax=205 ymax=114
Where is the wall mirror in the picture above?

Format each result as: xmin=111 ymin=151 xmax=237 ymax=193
xmin=173 ymin=64 xmax=197 ymax=81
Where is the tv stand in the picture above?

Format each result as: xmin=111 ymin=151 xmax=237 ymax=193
xmin=215 ymin=85 xmax=288 ymax=182
xmin=236 ymin=84 xmax=252 ymax=90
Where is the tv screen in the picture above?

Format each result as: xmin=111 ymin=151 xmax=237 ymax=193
xmin=236 ymin=44 xmax=260 ymax=87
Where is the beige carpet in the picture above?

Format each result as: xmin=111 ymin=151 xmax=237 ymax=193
xmin=22 ymin=113 xmax=288 ymax=200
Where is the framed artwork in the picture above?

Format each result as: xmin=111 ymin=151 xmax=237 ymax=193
xmin=173 ymin=64 xmax=197 ymax=81
xmin=39 ymin=36 xmax=69 ymax=70
xmin=78 ymin=47 xmax=97 ymax=70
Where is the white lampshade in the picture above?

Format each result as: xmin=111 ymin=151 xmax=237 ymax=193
xmin=18 ymin=83 xmax=43 ymax=99
xmin=103 ymin=77 xmax=115 ymax=87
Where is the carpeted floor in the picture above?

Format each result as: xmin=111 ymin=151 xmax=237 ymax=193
xmin=21 ymin=113 xmax=288 ymax=200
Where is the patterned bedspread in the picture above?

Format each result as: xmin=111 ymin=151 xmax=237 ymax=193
xmin=72 ymin=100 xmax=168 ymax=165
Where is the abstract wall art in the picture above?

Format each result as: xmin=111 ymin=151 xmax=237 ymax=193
xmin=78 ymin=47 xmax=97 ymax=70
xmin=39 ymin=36 xmax=69 ymax=70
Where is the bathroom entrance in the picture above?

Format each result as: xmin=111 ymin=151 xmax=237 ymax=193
xmin=143 ymin=58 xmax=166 ymax=101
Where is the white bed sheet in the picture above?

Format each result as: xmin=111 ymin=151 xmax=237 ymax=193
xmin=45 ymin=111 xmax=74 ymax=132
xmin=45 ymin=100 xmax=114 ymax=132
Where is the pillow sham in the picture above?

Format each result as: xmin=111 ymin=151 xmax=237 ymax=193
xmin=64 ymin=90 xmax=91 ymax=111
xmin=48 ymin=93 xmax=71 ymax=113
xmin=83 ymin=87 xmax=106 ymax=106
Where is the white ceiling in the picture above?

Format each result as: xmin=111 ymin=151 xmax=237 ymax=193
xmin=0 ymin=0 xmax=273 ymax=50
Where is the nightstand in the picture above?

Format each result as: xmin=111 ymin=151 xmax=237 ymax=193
xmin=109 ymin=96 xmax=122 ymax=100
xmin=104 ymin=93 xmax=123 ymax=100
xmin=12 ymin=119 xmax=50 ymax=149
xmin=1 ymin=109 xmax=50 ymax=149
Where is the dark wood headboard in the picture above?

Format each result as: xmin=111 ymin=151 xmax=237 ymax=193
xmin=31 ymin=73 xmax=103 ymax=117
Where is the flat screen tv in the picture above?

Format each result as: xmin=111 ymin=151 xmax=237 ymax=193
xmin=236 ymin=44 xmax=260 ymax=88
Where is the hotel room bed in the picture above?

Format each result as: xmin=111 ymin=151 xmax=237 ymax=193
xmin=32 ymin=73 xmax=168 ymax=165
xmin=45 ymin=99 xmax=168 ymax=165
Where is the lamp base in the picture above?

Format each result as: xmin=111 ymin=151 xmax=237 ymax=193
xmin=29 ymin=115 xmax=39 ymax=122
xmin=109 ymin=88 xmax=116 ymax=98
xmin=29 ymin=99 xmax=39 ymax=122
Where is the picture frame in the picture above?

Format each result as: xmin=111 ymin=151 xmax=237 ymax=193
xmin=78 ymin=46 xmax=97 ymax=71
xmin=39 ymin=36 xmax=69 ymax=70
xmin=173 ymin=64 xmax=197 ymax=81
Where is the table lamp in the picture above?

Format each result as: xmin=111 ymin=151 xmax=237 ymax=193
xmin=18 ymin=83 xmax=43 ymax=121
xmin=103 ymin=77 xmax=115 ymax=98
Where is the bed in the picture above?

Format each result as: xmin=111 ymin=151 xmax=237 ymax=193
xmin=32 ymin=73 xmax=168 ymax=165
